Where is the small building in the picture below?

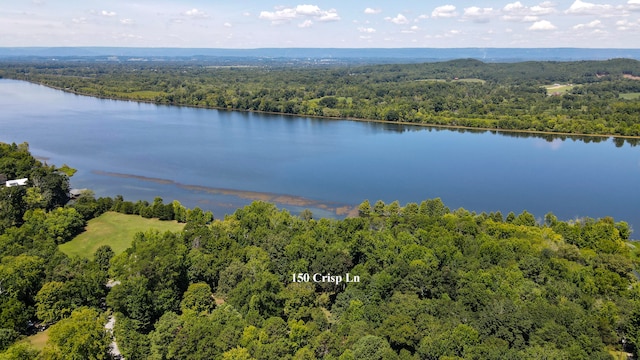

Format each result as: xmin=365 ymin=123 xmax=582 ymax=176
xmin=69 ymin=189 xmax=86 ymax=199
xmin=5 ymin=178 xmax=28 ymax=187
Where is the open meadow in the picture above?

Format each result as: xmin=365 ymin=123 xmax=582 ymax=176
xmin=58 ymin=211 xmax=184 ymax=258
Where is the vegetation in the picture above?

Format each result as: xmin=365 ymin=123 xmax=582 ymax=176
xmin=2 ymin=142 xmax=640 ymax=359
xmin=2 ymin=58 xmax=640 ymax=137
xmin=59 ymin=211 xmax=185 ymax=259
xmin=23 ymin=329 xmax=48 ymax=351
xmin=620 ymin=92 xmax=640 ymax=100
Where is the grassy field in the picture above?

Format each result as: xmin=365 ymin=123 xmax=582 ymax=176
xmin=619 ymin=92 xmax=640 ymax=100
xmin=24 ymin=329 xmax=49 ymax=351
xmin=453 ymin=78 xmax=486 ymax=84
xmin=545 ymin=84 xmax=575 ymax=95
xmin=59 ymin=212 xmax=184 ymax=259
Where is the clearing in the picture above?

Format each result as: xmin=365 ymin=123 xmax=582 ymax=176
xmin=24 ymin=329 xmax=49 ymax=351
xmin=619 ymin=92 xmax=640 ymax=100
xmin=545 ymin=84 xmax=575 ymax=95
xmin=59 ymin=211 xmax=184 ymax=259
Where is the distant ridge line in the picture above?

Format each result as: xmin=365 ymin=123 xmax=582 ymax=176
xmin=1 ymin=47 xmax=640 ymax=62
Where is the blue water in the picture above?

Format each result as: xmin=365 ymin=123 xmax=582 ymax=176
xmin=1 ymin=79 xmax=639 ymax=234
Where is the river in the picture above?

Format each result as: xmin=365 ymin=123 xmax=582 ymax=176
xmin=1 ymin=79 xmax=638 ymax=235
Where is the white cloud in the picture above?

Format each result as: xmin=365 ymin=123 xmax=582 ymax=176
xmin=101 ymin=10 xmax=117 ymax=17
xmin=259 ymin=5 xmax=340 ymax=24
xmin=358 ymin=27 xmax=376 ymax=33
xmin=573 ymin=19 xmax=603 ymax=29
xmin=184 ymin=8 xmax=208 ymax=18
xmin=503 ymin=1 xmax=556 ymax=22
xmin=628 ymin=0 xmax=640 ymax=10
xmin=298 ymin=20 xmax=313 ymax=27
xmin=400 ymin=25 xmax=420 ymax=33
xmin=418 ymin=14 xmax=429 ymax=20
xmin=385 ymin=14 xmax=409 ymax=24
xmin=224 ymin=22 xmax=232 ymax=27
xmin=528 ymin=20 xmax=557 ymax=30
xmin=616 ymin=18 xmax=640 ymax=29
xmin=523 ymin=15 xmax=542 ymax=22
xmin=463 ymin=7 xmax=495 ymax=23
xmin=504 ymin=2 xmax=526 ymax=12
xmin=364 ymin=8 xmax=381 ymax=15
xmin=120 ymin=18 xmax=134 ymax=25
xmin=72 ymin=17 xmax=87 ymax=24
xmin=432 ymin=5 xmax=458 ymax=18
xmin=531 ymin=3 xmax=556 ymax=15
xmin=296 ymin=4 xmax=322 ymax=16
xmin=318 ymin=9 xmax=340 ymax=22
xmin=260 ymin=8 xmax=297 ymax=23
xmin=565 ymin=0 xmax=613 ymax=15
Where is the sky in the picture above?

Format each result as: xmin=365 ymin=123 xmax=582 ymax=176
xmin=1 ymin=1 xmax=639 ymax=48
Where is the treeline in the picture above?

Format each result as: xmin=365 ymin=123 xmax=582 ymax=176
xmin=2 ymin=143 xmax=640 ymax=359
xmin=74 ymin=193 xmax=213 ymax=224
xmin=2 ymin=58 xmax=640 ymax=136
xmin=0 ymin=142 xmax=72 ymax=233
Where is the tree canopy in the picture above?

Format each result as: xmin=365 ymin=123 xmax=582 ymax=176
xmin=2 ymin=58 xmax=640 ymax=137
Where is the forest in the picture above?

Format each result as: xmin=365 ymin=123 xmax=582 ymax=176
xmin=1 ymin=142 xmax=639 ymax=359
xmin=2 ymin=58 xmax=640 ymax=137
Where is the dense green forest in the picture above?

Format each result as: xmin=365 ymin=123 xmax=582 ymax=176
xmin=2 ymin=58 xmax=640 ymax=137
xmin=1 ymin=142 xmax=640 ymax=359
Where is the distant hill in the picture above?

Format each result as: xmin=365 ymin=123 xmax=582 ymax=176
xmin=1 ymin=47 xmax=640 ymax=63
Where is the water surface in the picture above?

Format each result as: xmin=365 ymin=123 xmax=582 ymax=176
xmin=1 ymin=80 xmax=638 ymax=234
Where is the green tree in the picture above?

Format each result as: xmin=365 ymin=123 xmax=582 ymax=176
xmin=35 ymin=281 xmax=71 ymax=324
xmin=222 ymin=347 xmax=255 ymax=360
xmin=172 ymin=200 xmax=188 ymax=223
xmin=352 ymin=335 xmax=396 ymax=360
xmin=0 ymin=329 xmax=19 ymax=352
xmin=513 ymin=210 xmax=537 ymax=227
xmin=40 ymin=307 xmax=111 ymax=360
xmin=148 ymin=312 xmax=181 ymax=360
xmin=358 ymin=200 xmax=372 ymax=218
xmin=0 ymin=297 xmax=30 ymax=333
xmin=0 ymin=342 xmax=39 ymax=360
xmin=113 ymin=314 xmax=150 ymax=360
xmin=94 ymin=245 xmax=114 ymax=273
xmin=180 ymin=282 xmax=216 ymax=314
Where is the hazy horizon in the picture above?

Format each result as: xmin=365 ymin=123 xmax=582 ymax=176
xmin=2 ymin=1 xmax=639 ymax=48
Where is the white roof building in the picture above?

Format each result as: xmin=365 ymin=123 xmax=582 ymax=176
xmin=5 ymin=178 xmax=28 ymax=187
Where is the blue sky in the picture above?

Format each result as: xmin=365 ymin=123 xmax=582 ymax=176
xmin=1 ymin=0 xmax=639 ymax=48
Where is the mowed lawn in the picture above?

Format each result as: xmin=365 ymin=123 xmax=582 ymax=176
xmin=59 ymin=212 xmax=184 ymax=259
xmin=24 ymin=329 xmax=49 ymax=351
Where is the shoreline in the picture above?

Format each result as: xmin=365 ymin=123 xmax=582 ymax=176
xmin=92 ymin=170 xmax=360 ymax=218
xmin=14 ymin=78 xmax=640 ymax=141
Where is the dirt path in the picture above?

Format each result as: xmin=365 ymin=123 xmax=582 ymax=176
xmin=105 ymin=315 xmax=124 ymax=359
